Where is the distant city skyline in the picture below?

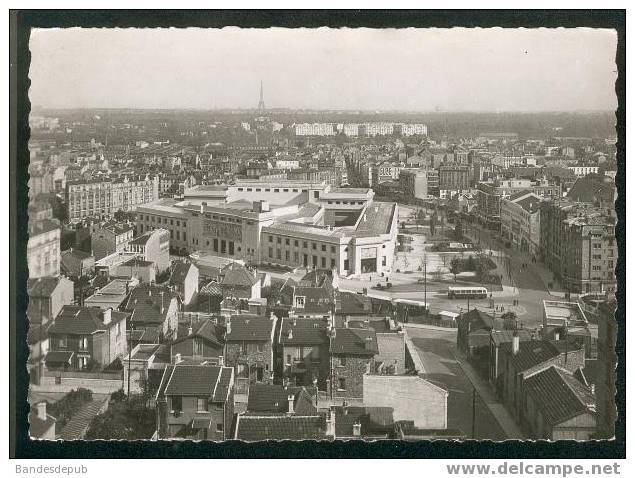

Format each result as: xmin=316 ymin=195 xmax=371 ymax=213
xmin=30 ymin=27 xmax=618 ymax=112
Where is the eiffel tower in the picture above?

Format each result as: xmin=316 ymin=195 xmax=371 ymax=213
xmin=257 ymin=80 xmax=266 ymax=113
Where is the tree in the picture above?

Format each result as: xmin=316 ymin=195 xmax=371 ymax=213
xmin=454 ymin=221 xmax=464 ymax=241
xmin=429 ymin=212 xmax=437 ymax=236
xmin=449 ymin=258 xmax=462 ymax=282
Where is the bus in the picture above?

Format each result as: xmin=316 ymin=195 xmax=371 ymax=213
xmin=447 ymin=286 xmax=488 ymax=299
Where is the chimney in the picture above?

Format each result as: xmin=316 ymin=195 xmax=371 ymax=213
xmin=325 ymin=410 xmax=336 ymax=438
xmin=174 ymin=353 xmax=182 ymax=364
xmin=188 ymin=326 xmax=193 ymax=336
xmin=287 ymin=394 xmax=295 ymax=414
xmin=218 ymin=355 xmax=224 ymax=367
xmin=225 ymin=319 xmax=231 ymax=335
xmin=288 ymin=329 xmax=293 ymax=340
xmin=102 ymin=308 xmax=112 ymax=325
xmin=512 ymin=331 xmax=520 ymax=355
xmin=352 ymin=422 xmax=362 ymax=437
xmin=554 ymin=332 xmax=560 ymax=341
xmin=36 ymin=402 xmax=47 ymax=421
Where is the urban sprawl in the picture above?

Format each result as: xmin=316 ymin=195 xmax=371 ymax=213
xmin=26 ymin=93 xmax=617 ymax=441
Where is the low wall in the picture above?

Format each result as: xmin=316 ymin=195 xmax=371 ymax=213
xmin=31 ymin=374 xmax=124 ymax=394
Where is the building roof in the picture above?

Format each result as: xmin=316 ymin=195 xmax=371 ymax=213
xmin=524 ymin=366 xmax=596 ymax=425
xmin=279 ymin=317 xmax=329 ymax=346
xmin=336 ymin=291 xmax=372 ymax=315
xmin=121 ymin=284 xmax=178 ymax=325
xmin=247 ymin=383 xmax=307 ymax=413
xmin=500 ymin=339 xmax=583 ymax=373
xmin=27 ymin=322 xmax=52 ymax=345
xmin=566 ymin=174 xmax=616 ymax=205
xmin=330 ymin=327 xmax=379 ymax=356
xmin=353 ymin=202 xmax=396 ymax=237
xmin=221 ymin=263 xmax=259 ymax=288
xmin=293 ymin=285 xmax=334 ymax=314
xmin=333 ymin=406 xmax=394 ymax=437
xmin=458 ymin=309 xmax=503 ymax=334
xmin=27 ymin=276 xmax=67 ymax=298
xmin=28 ymin=218 xmax=60 ymax=237
xmin=160 ymin=364 xmax=233 ymax=402
xmin=49 ymin=305 xmax=128 ymax=335
xmin=235 ymin=415 xmax=327 ymax=441
xmin=45 ymin=350 xmax=74 ymax=364
xmin=28 ymin=407 xmax=56 ymax=439
xmin=173 ymin=319 xmax=223 ymax=348
xmin=490 ymin=329 xmax=533 ymax=347
xmin=226 ymin=314 xmax=275 ymax=342
xmin=169 ymin=262 xmax=196 ymax=285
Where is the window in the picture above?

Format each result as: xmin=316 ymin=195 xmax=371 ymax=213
xmin=321 ymin=257 xmax=326 ymax=268
xmin=216 ymin=423 xmax=224 ymax=433
xmin=213 ymin=239 xmax=219 ymax=252
xmin=171 ymin=396 xmax=182 ymax=412
xmin=321 ymin=244 xmax=326 ymax=252
xmin=194 ymin=338 xmax=203 ymax=356
xmin=197 ymin=397 xmax=208 ymax=412
xmin=331 ymin=259 xmax=336 ymax=268
xmin=221 ymin=240 xmax=226 ymax=254
xmin=339 ymin=357 xmax=347 ymax=366
xmin=303 ymin=241 xmax=308 ymax=249
xmin=285 ymin=251 xmax=290 ymax=261
xmin=294 ymin=252 xmax=299 ymax=262
xmin=79 ymin=336 xmax=88 ymax=351
xmin=338 ymin=378 xmax=346 ymax=390
xmin=277 ymin=237 xmax=281 ymax=244
xmin=294 ymin=240 xmax=299 ymax=247
xmin=330 ymin=246 xmax=336 ymax=253
xmin=257 ymin=343 xmax=264 ymax=352
xmin=229 ymin=242 xmax=235 ymax=255
xmin=277 ymin=249 xmax=282 ymax=260
xmin=295 ymin=296 xmax=305 ymax=308
xmin=285 ymin=238 xmax=290 ymax=246
xmin=78 ymin=356 xmax=88 ymax=370
xmin=55 ymin=337 xmax=68 ymax=350
xmin=269 ymin=236 xmax=273 ymax=243
xmin=312 ymin=243 xmax=317 ymax=250
xmin=269 ymin=247 xmax=273 ymax=258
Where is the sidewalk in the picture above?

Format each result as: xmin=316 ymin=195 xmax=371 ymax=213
xmin=449 ymin=346 xmax=525 ymax=440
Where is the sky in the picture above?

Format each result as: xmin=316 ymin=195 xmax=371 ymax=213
xmin=29 ymin=27 xmax=618 ymax=112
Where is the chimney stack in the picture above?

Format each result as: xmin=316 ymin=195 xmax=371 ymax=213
xmin=512 ymin=330 xmax=520 ymax=355
xmin=188 ymin=326 xmax=193 ymax=336
xmin=325 ymin=410 xmax=335 ymax=438
xmin=102 ymin=308 xmax=112 ymax=325
xmin=287 ymin=395 xmax=295 ymax=415
xmin=36 ymin=402 xmax=47 ymax=421
xmin=554 ymin=332 xmax=560 ymax=341
xmin=225 ymin=319 xmax=231 ymax=335
xmin=218 ymin=355 xmax=224 ymax=367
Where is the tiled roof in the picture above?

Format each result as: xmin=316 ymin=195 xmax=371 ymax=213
xmin=336 ymin=291 xmax=372 ymax=315
xmin=226 ymin=315 xmax=275 ymax=342
xmin=28 ymin=218 xmax=60 ymax=237
xmin=161 ymin=364 xmax=233 ymax=402
xmin=293 ymin=286 xmax=333 ymax=314
xmin=458 ymin=309 xmax=503 ymax=333
xmin=330 ymin=328 xmax=378 ymax=356
xmin=45 ymin=350 xmax=74 ymax=364
xmin=500 ymin=339 xmax=582 ymax=373
xmin=121 ymin=284 xmax=177 ymax=325
xmin=49 ymin=305 xmax=128 ymax=335
xmin=169 ymin=262 xmax=195 ymax=285
xmin=27 ymin=276 xmax=65 ymax=298
xmin=173 ymin=319 xmax=223 ymax=347
xmin=221 ymin=263 xmax=258 ymax=287
xmin=333 ymin=406 xmax=394 ymax=437
xmin=27 ymin=322 xmax=52 ymax=345
xmin=199 ymin=281 xmax=222 ymax=296
xmin=524 ymin=366 xmax=595 ymax=425
xmin=490 ymin=329 xmax=533 ymax=347
xmin=28 ymin=409 xmax=56 ymax=439
xmin=279 ymin=318 xmax=329 ymax=346
xmin=566 ymin=174 xmax=615 ymax=205
xmin=235 ymin=415 xmax=327 ymax=441
xmin=247 ymin=383 xmax=304 ymax=413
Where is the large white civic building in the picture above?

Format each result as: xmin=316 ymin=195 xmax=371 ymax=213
xmin=135 ymin=180 xmax=398 ymax=276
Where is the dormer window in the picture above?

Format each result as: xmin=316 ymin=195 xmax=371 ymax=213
xmin=295 ymin=296 xmax=305 ymax=309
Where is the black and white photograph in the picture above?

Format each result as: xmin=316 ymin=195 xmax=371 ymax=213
xmin=12 ymin=12 xmax=623 ymax=457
